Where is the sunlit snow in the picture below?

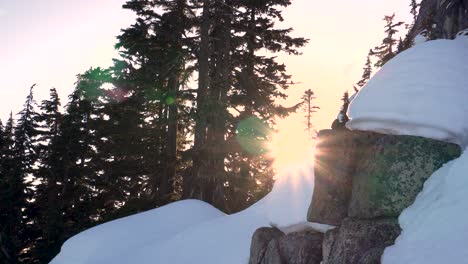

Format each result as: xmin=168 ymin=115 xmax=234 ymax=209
xmin=51 ymin=165 xmax=315 ymax=264
xmin=347 ymin=38 xmax=468 ymax=147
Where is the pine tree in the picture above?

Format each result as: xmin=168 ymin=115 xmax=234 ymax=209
xmin=31 ymin=88 xmax=64 ymax=262
xmin=191 ymin=0 xmax=235 ymax=209
xmin=63 ymin=68 xmax=110 ymax=227
xmin=16 ymin=86 xmax=41 ymax=261
xmin=191 ymin=0 xmax=211 ymax=200
xmin=396 ymin=37 xmax=405 ymax=53
xmin=372 ymin=13 xmax=404 ymax=67
xmin=410 ymin=0 xmax=420 ymax=25
xmin=356 ymin=51 xmax=373 ymax=88
xmin=0 ymin=85 xmax=39 ymax=262
xmin=0 ymin=116 xmax=16 ymax=263
xmin=31 ymin=68 xmax=111 ymax=250
xmin=189 ymin=0 xmax=308 ymax=211
xmin=301 ymin=89 xmax=319 ymax=136
xmin=95 ymin=63 xmax=155 ymax=217
xmin=117 ymin=0 xmax=194 ymax=205
xmin=0 ymin=119 xmax=5 ymax=176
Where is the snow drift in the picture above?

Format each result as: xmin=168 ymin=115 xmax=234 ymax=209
xmin=382 ymin=148 xmax=468 ymax=263
xmin=49 ymin=200 xmax=225 ymax=264
xmin=347 ymin=36 xmax=468 ymax=147
xmin=50 ymin=166 xmax=315 ymax=264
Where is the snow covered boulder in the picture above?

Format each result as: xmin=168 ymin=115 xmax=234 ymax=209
xmin=347 ymin=39 xmax=468 ymax=148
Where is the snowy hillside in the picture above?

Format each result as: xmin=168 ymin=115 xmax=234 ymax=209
xmin=50 ymin=166 xmax=315 ymax=264
xmin=383 ymin=148 xmax=468 ymax=263
xmin=347 ymin=37 xmax=468 ymax=147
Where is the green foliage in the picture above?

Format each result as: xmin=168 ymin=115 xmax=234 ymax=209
xmin=236 ymin=117 xmax=273 ymax=156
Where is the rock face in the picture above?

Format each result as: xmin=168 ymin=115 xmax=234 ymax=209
xmin=304 ymin=129 xmax=460 ymax=263
xmin=249 ymin=227 xmax=323 ymax=264
xmin=410 ymin=0 xmax=468 ymax=39
xmin=276 ymin=231 xmax=324 ymax=264
xmin=308 ymin=129 xmax=461 ymax=222
xmin=249 ymin=227 xmax=285 ymax=264
xmin=307 ymin=130 xmax=356 ymax=225
xmin=348 ymin=132 xmax=461 ymax=219
xmin=251 ymin=128 xmax=461 ymax=264
xmin=322 ymin=218 xmax=401 ymax=264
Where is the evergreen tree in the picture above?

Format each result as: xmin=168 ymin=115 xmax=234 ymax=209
xmin=301 ymin=89 xmax=319 ymax=136
xmin=190 ymin=0 xmax=308 ymax=211
xmin=190 ymin=0 xmax=234 ymax=209
xmin=0 ymin=84 xmax=39 ymax=262
xmin=410 ymin=0 xmax=420 ymax=25
xmin=372 ymin=13 xmax=404 ymax=67
xmin=0 ymin=119 xmax=5 ymax=176
xmin=356 ymin=51 xmax=373 ymax=88
xmin=0 ymin=114 xmax=16 ymax=264
xmin=117 ymin=0 xmax=194 ymax=205
xmin=95 ymin=63 xmax=156 ymax=218
xmin=60 ymin=68 xmax=109 ymax=230
xmin=1 ymin=1 xmax=311 ymax=261
xmin=396 ymin=37 xmax=405 ymax=53
xmin=16 ymin=85 xmax=41 ymax=262
xmin=30 ymin=88 xmax=64 ymax=262
xmin=393 ymin=0 xmax=421 ymax=54
xmin=191 ymin=0 xmax=211 ymax=200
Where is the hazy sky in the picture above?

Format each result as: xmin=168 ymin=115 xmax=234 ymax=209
xmin=1 ymin=0 xmax=412 ymax=129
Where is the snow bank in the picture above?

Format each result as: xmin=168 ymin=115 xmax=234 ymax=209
xmin=51 ymin=167 xmax=315 ymax=264
xmin=50 ymin=200 xmax=225 ymax=264
xmin=347 ymin=38 xmax=468 ymax=147
xmin=382 ymin=149 xmax=468 ymax=263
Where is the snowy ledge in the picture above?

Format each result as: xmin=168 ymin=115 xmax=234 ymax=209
xmin=347 ymin=116 xmax=462 ymax=146
xmin=347 ymin=38 xmax=468 ymax=148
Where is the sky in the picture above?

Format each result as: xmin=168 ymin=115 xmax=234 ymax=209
xmin=0 ymin=0 xmax=413 ymax=130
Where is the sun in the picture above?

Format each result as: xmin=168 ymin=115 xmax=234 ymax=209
xmin=267 ymin=116 xmax=315 ymax=175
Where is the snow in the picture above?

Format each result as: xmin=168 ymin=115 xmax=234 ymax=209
xmin=413 ymin=31 xmax=428 ymax=45
xmin=456 ymin=28 xmax=468 ymax=40
xmin=337 ymin=112 xmax=345 ymax=122
xmin=382 ymin=148 xmax=468 ymax=263
xmin=50 ymin=166 xmax=315 ymax=264
xmin=50 ymin=200 xmax=225 ymax=264
xmin=346 ymin=39 xmax=468 ymax=147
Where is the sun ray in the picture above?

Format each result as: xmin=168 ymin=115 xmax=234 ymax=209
xmin=267 ymin=117 xmax=315 ymax=177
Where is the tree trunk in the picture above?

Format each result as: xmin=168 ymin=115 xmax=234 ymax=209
xmin=163 ymin=75 xmax=178 ymax=199
xmin=209 ymin=0 xmax=232 ymax=208
xmin=164 ymin=1 xmax=185 ymax=198
xmin=188 ymin=0 xmax=211 ymax=199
